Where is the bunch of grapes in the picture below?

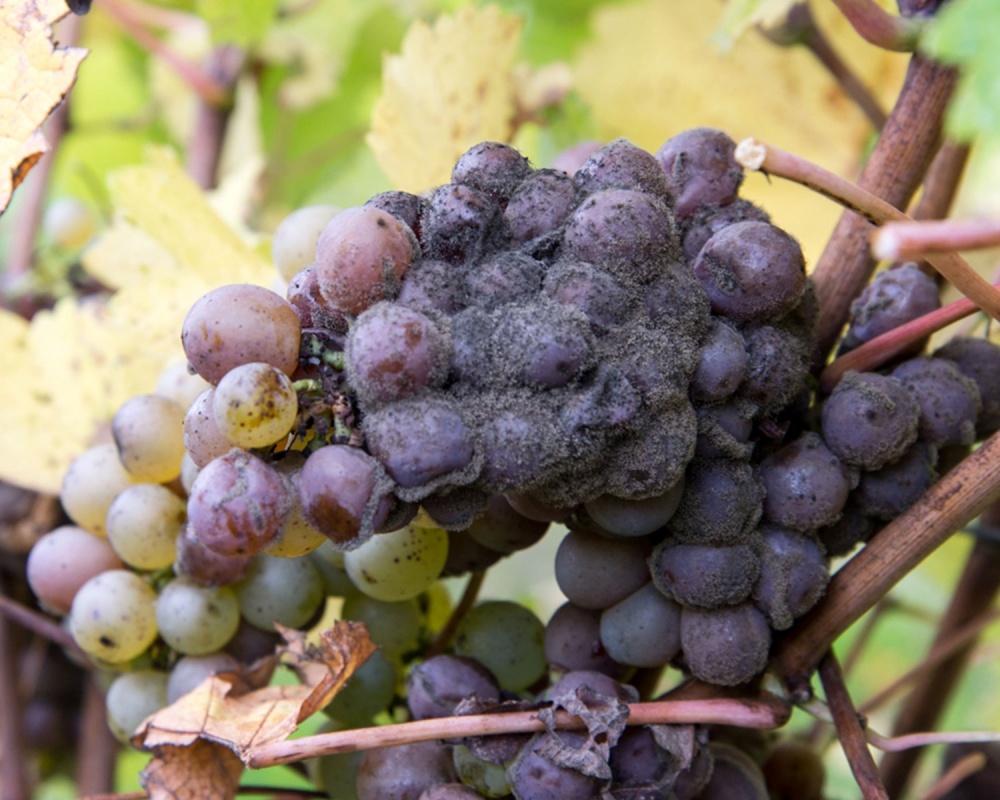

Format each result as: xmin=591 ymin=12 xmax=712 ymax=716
xmin=24 ymin=128 xmax=1000 ymax=800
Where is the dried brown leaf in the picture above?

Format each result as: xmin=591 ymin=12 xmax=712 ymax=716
xmin=140 ymin=739 xmax=244 ymax=800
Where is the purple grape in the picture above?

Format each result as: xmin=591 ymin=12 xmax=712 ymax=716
xmin=655 ymin=127 xmax=743 ymax=218
xmin=507 ymin=731 xmax=605 ymax=800
xmin=680 ymin=604 xmax=771 ymax=686
xmin=692 ymin=221 xmax=806 ymax=323
xmin=738 ymin=323 xmax=811 ymax=416
xmin=545 ymin=602 xmax=625 ymax=678
xmin=600 ymin=408 xmax=697 ymax=500
xmin=547 ymin=670 xmax=636 ymax=703
xmin=560 ymin=364 xmax=642 ymax=434
xmin=649 ymin=540 xmax=760 ymax=609
xmin=934 ymin=337 xmax=1000 ymax=436
xmin=345 ymin=303 xmax=450 ymax=406
xmin=843 ymin=263 xmax=940 ymax=351
xmin=420 ymin=486 xmax=490 ymax=531
xmin=465 ymin=494 xmax=549 ymax=554
xmin=690 ymin=319 xmax=747 ymax=403
xmin=599 ymin=582 xmax=682 ymax=668
xmin=397 ymin=258 xmax=464 ymax=315
xmin=562 ymin=189 xmax=680 ymax=284
xmin=694 ymin=402 xmax=754 ymax=460
xmin=555 ymin=529 xmax=651 ymax=610
xmin=187 ymin=450 xmax=292 ymax=557
xmin=365 ymin=190 xmax=425 ymax=237
xmin=853 ymin=441 xmax=938 ymax=521
xmin=406 ymin=654 xmax=500 ymax=720
xmin=356 ymin=740 xmax=458 ymax=800
xmin=667 ymin=459 xmax=763 ymax=546
xmin=891 ymin=357 xmax=981 ymax=447
xmin=697 ymin=742 xmax=768 ymax=800
xmin=417 ymin=785 xmax=484 ymax=800
xmin=442 ymin=530 xmax=504 ymax=576
xmin=644 ymin=261 xmax=712 ymax=339
xmin=573 ymin=138 xmax=670 ymax=197
xmin=363 ymin=396 xmax=478 ymax=494
xmin=173 ymin=524 xmax=254 ymax=587
xmin=504 ymin=168 xmax=576 ymax=244
xmin=464 ymin=251 xmax=544 ymax=309
xmin=759 ymin=433 xmax=857 ymax=531
xmin=452 ymin=141 xmax=532 ymax=205
xmin=609 ymin=725 xmax=680 ymax=792
xmin=753 ymin=525 xmax=829 ymax=630
xmin=420 ymin=183 xmax=509 ymax=264
xmin=815 ymin=500 xmax=875 ymax=557
xmin=503 ymin=492 xmax=572 ymax=523
xmin=682 ymin=199 xmax=771 ymax=263
xmin=477 ymin=402 xmax=560 ymax=491
xmin=449 ymin=307 xmax=494 ymax=388
xmin=299 ymin=445 xmax=388 ymax=546
xmin=821 ymin=371 xmax=919 ymax=470
xmin=583 ymin=479 xmax=685 ymax=537
xmin=286 ymin=265 xmax=349 ymax=333
xmin=542 ymin=260 xmax=633 ymax=334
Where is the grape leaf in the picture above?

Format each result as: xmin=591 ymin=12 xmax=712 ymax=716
xmin=367 ymin=4 xmax=523 ymax=193
xmin=197 ymin=0 xmax=279 ymax=50
xmin=921 ymin=0 xmax=1000 ymax=142
xmin=0 ymin=0 xmax=87 ymax=212
xmin=715 ymin=0 xmax=801 ymax=45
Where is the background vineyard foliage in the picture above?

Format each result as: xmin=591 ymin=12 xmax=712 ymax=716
xmin=2 ymin=0 xmax=1000 ymax=797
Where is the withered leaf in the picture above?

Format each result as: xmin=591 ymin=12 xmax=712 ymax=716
xmin=140 ymin=739 xmax=243 ymax=800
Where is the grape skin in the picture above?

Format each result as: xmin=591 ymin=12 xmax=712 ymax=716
xmin=344 ymin=523 xmax=448 ymax=602
xmin=105 ymin=669 xmax=168 ymax=743
xmin=406 ymin=654 xmax=500 ymax=720
xmin=27 ymin=526 xmax=124 ymax=615
xmin=356 ymin=741 xmax=458 ymax=800
xmin=655 ymin=127 xmax=743 ymax=218
xmin=112 ymin=394 xmax=187 ymax=483
xmin=184 ymin=388 xmax=236 ymax=468
xmin=156 ymin=577 xmax=241 ymax=655
xmin=69 ymin=569 xmax=159 ymax=664
xmin=599 ymin=582 xmax=682 ymax=668
xmin=299 ymin=444 xmax=389 ymax=546
xmin=235 ymin=554 xmax=325 ymax=631
xmin=271 ymin=204 xmax=340 ymax=282
xmin=555 ymin=529 xmax=651 ymax=610
xmin=106 ymin=483 xmax=186 ymax=570
xmin=60 ymin=443 xmax=137 ymax=537
xmin=454 ymin=601 xmax=547 ymax=692
xmin=680 ymin=603 xmax=771 ymax=686
xmin=212 ymin=362 xmax=299 ymax=449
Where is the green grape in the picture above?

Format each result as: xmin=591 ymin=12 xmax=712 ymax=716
xmin=156 ymin=577 xmax=241 ymax=655
xmin=212 ymin=362 xmax=298 ymax=449
xmin=453 ymin=743 xmax=512 ymax=798
xmin=344 ymin=524 xmax=448 ymax=602
xmin=311 ymin=720 xmax=362 ymax=800
xmin=61 ymin=443 xmax=137 ymax=537
xmin=235 ymin=554 xmax=325 ymax=631
xmin=311 ymin=542 xmax=359 ymax=598
xmin=112 ymin=394 xmax=187 ymax=483
xmin=271 ymin=204 xmax=340 ymax=282
xmin=69 ymin=570 xmax=158 ymax=663
xmin=324 ymin=648 xmax=398 ymax=726
xmin=105 ymin=669 xmax=169 ymax=744
xmin=340 ymin=594 xmax=421 ymax=660
xmin=106 ymin=483 xmax=185 ymax=570
xmin=454 ymin=601 xmax=546 ymax=692
xmin=155 ymin=357 xmax=211 ymax=412
xmin=167 ymin=652 xmax=240 ymax=703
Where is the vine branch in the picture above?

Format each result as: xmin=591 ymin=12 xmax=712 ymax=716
xmin=832 ymin=0 xmax=924 ymax=51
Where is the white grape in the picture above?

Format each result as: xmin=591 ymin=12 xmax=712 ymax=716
xmin=106 ymin=483 xmax=185 ymax=570
xmin=343 ymin=523 xmax=447 ymax=602
xmin=156 ymin=577 xmax=241 ymax=655
xmin=69 ymin=570 xmax=158 ymax=663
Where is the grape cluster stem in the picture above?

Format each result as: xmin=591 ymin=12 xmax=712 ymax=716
xmin=830 ymin=0 xmax=923 ymax=52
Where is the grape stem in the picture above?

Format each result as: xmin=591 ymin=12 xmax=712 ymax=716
xmin=818 ymin=651 xmax=889 ymax=800
xmin=831 ymin=0 xmax=924 ymax=52
xmin=246 ymin=694 xmax=790 ymax=767
xmin=0 ymin=591 xmax=88 ymax=660
xmin=75 ymin=678 xmax=118 ymax=796
xmin=773 ymin=427 xmax=1000 ymax=689
xmin=817 ymin=285 xmax=993 ymax=392
xmin=874 ymin=217 xmax=1000 ymax=261
xmin=736 ymin=138 xmax=1000 ymax=324
xmin=919 ymin=751 xmax=988 ymax=800
xmin=424 ymin=570 xmax=485 ymax=658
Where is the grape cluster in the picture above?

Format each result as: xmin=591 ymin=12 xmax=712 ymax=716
xmin=26 ymin=127 xmax=1000 ymax=800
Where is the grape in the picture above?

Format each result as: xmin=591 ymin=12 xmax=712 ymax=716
xmin=599 ymin=582 xmax=682 ymax=668
xmin=547 ymin=670 xmax=636 ymax=703
xmin=442 ymin=529 xmax=504 ymax=576
xmin=345 ymin=303 xmax=450 ymax=406
xmin=181 ymin=283 xmax=302 ymax=383
xmin=183 ymin=388 xmax=235 ymax=468
xmin=753 ymin=525 xmax=829 ymax=630
xmin=69 ymin=569 xmax=158 ymax=663
xmin=43 ymin=196 xmax=97 ymax=249
xmin=693 ymin=221 xmax=806 ymax=324
xmin=271 ymin=204 xmax=340 ymax=282
xmin=187 ymin=449 xmax=292 ymax=557
xmin=157 ymin=577 xmax=241 ymax=655
xmin=344 ymin=523 xmax=448 ymax=602
xmin=452 ymin=141 xmax=532 ymax=204
xmin=314 ymin=737 xmax=363 ymax=800
xmin=608 ymin=725 xmax=676 ymax=791
xmin=27 ymin=525 xmax=124 ymax=614
xmin=655 ymin=127 xmax=743 ymax=218
xmin=465 ymin=251 xmax=544 ymax=309
xmin=843 ymin=263 xmax=940 ymax=351
xmin=816 ymin=500 xmax=875 ymax=557
xmin=451 ymin=744 xmax=511 ymax=798
xmin=235 ymin=554 xmax=324 ymax=631
xmin=111 ymin=394 xmax=186 ymax=483
xmin=224 ymin=619 xmax=282 ymax=664
xmin=682 ymin=198 xmax=771 ymax=263
xmin=363 ymin=397 xmax=477 ymax=494
xmin=311 ymin=541 xmax=359 ymax=597
xmin=476 ymin=407 xmax=563 ymax=493
xmin=650 ymin=540 xmax=760 ymax=609
xmin=503 ymin=492 xmax=572 ymax=523
xmin=891 ymin=357 xmax=981 ymax=447
xmin=821 ymin=371 xmax=920 ymax=470
xmin=340 ymin=593 xmax=421 ymax=660
xmin=562 ymin=188 xmax=679 ymax=284
xmin=542 ymin=260 xmax=632 ymax=335
xmin=759 ymin=433 xmax=857 ymax=531
xmin=398 ymin=258 xmax=464 ymax=315
xmin=299 ymin=444 xmax=388 ymax=546
xmin=420 ymin=486 xmax=489 ymax=531
xmin=694 ymin=402 xmax=754 ymax=460
xmin=174 ymin=524 xmax=254 ymax=587
xmin=545 ymin=602 xmax=625 ymax=678
xmin=507 ymin=731 xmax=603 ymax=800
xmin=155 ymin=358 xmax=211 ymax=411
xmin=407 ymin=654 xmax=500 ymax=720
xmin=464 ymin=494 xmax=548 ymax=554
xmin=761 ymin=739 xmax=825 ymax=800
xmin=679 ymin=604 xmax=771 ymax=686
xmin=697 ymin=742 xmax=768 ymax=800
xmin=554 ymin=529 xmax=651 ymax=610
xmin=574 ymin=138 xmax=671 ymax=197
xmin=553 ymin=141 xmax=602 ymax=174
xmin=667 ymin=459 xmax=762 ymax=546
xmin=265 ymin=458 xmax=327 ymax=558
xmin=418 ymin=783 xmax=485 ymax=800
xmin=421 ymin=183 xmax=509 ymax=264
xmin=366 ymin=190 xmax=424 ymax=236
xmin=853 ymin=441 xmax=938 ymax=521
xmin=106 ymin=483 xmax=186 ymax=570
xmin=212 ymin=362 xmax=298 ymax=449
xmin=356 ymin=740 xmax=458 ymax=800
xmin=286 ymin=265 xmax=349 ymax=332
xmin=167 ymin=652 xmax=240 ymax=703
xmin=454 ymin=601 xmax=547 ymax=692
xmin=325 ymin=648 xmax=398 ymax=726
xmin=449 ymin=307 xmax=495 ymax=388
xmin=934 ymin=337 xmax=1000 ymax=436
xmin=643 ymin=261 xmax=712 ymax=339
xmin=600 ymin=410 xmax=697 ymax=501
xmin=559 ymin=363 xmax=641 ymax=434
xmin=690 ymin=319 xmax=747 ymax=403
xmin=505 ymin=168 xmax=576 ymax=244
xmin=105 ymin=669 xmax=169 ymax=743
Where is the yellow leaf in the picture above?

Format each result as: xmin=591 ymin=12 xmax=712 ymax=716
xmin=367 ymin=4 xmax=523 ymax=193
xmin=715 ymin=0 xmax=801 ymax=45
xmin=572 ymin=0 xmax=908 ymax=267
xmin=0 ymin=0 xmax=87 ymax=212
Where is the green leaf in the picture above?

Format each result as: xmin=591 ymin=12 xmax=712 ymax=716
xmin=197 ymin=0 xmax=280 ymax=49
xmin=922 ymin=0 xmax=1000 ymax=141
xmin=714 ymin=0 xmax=800 ymax=47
